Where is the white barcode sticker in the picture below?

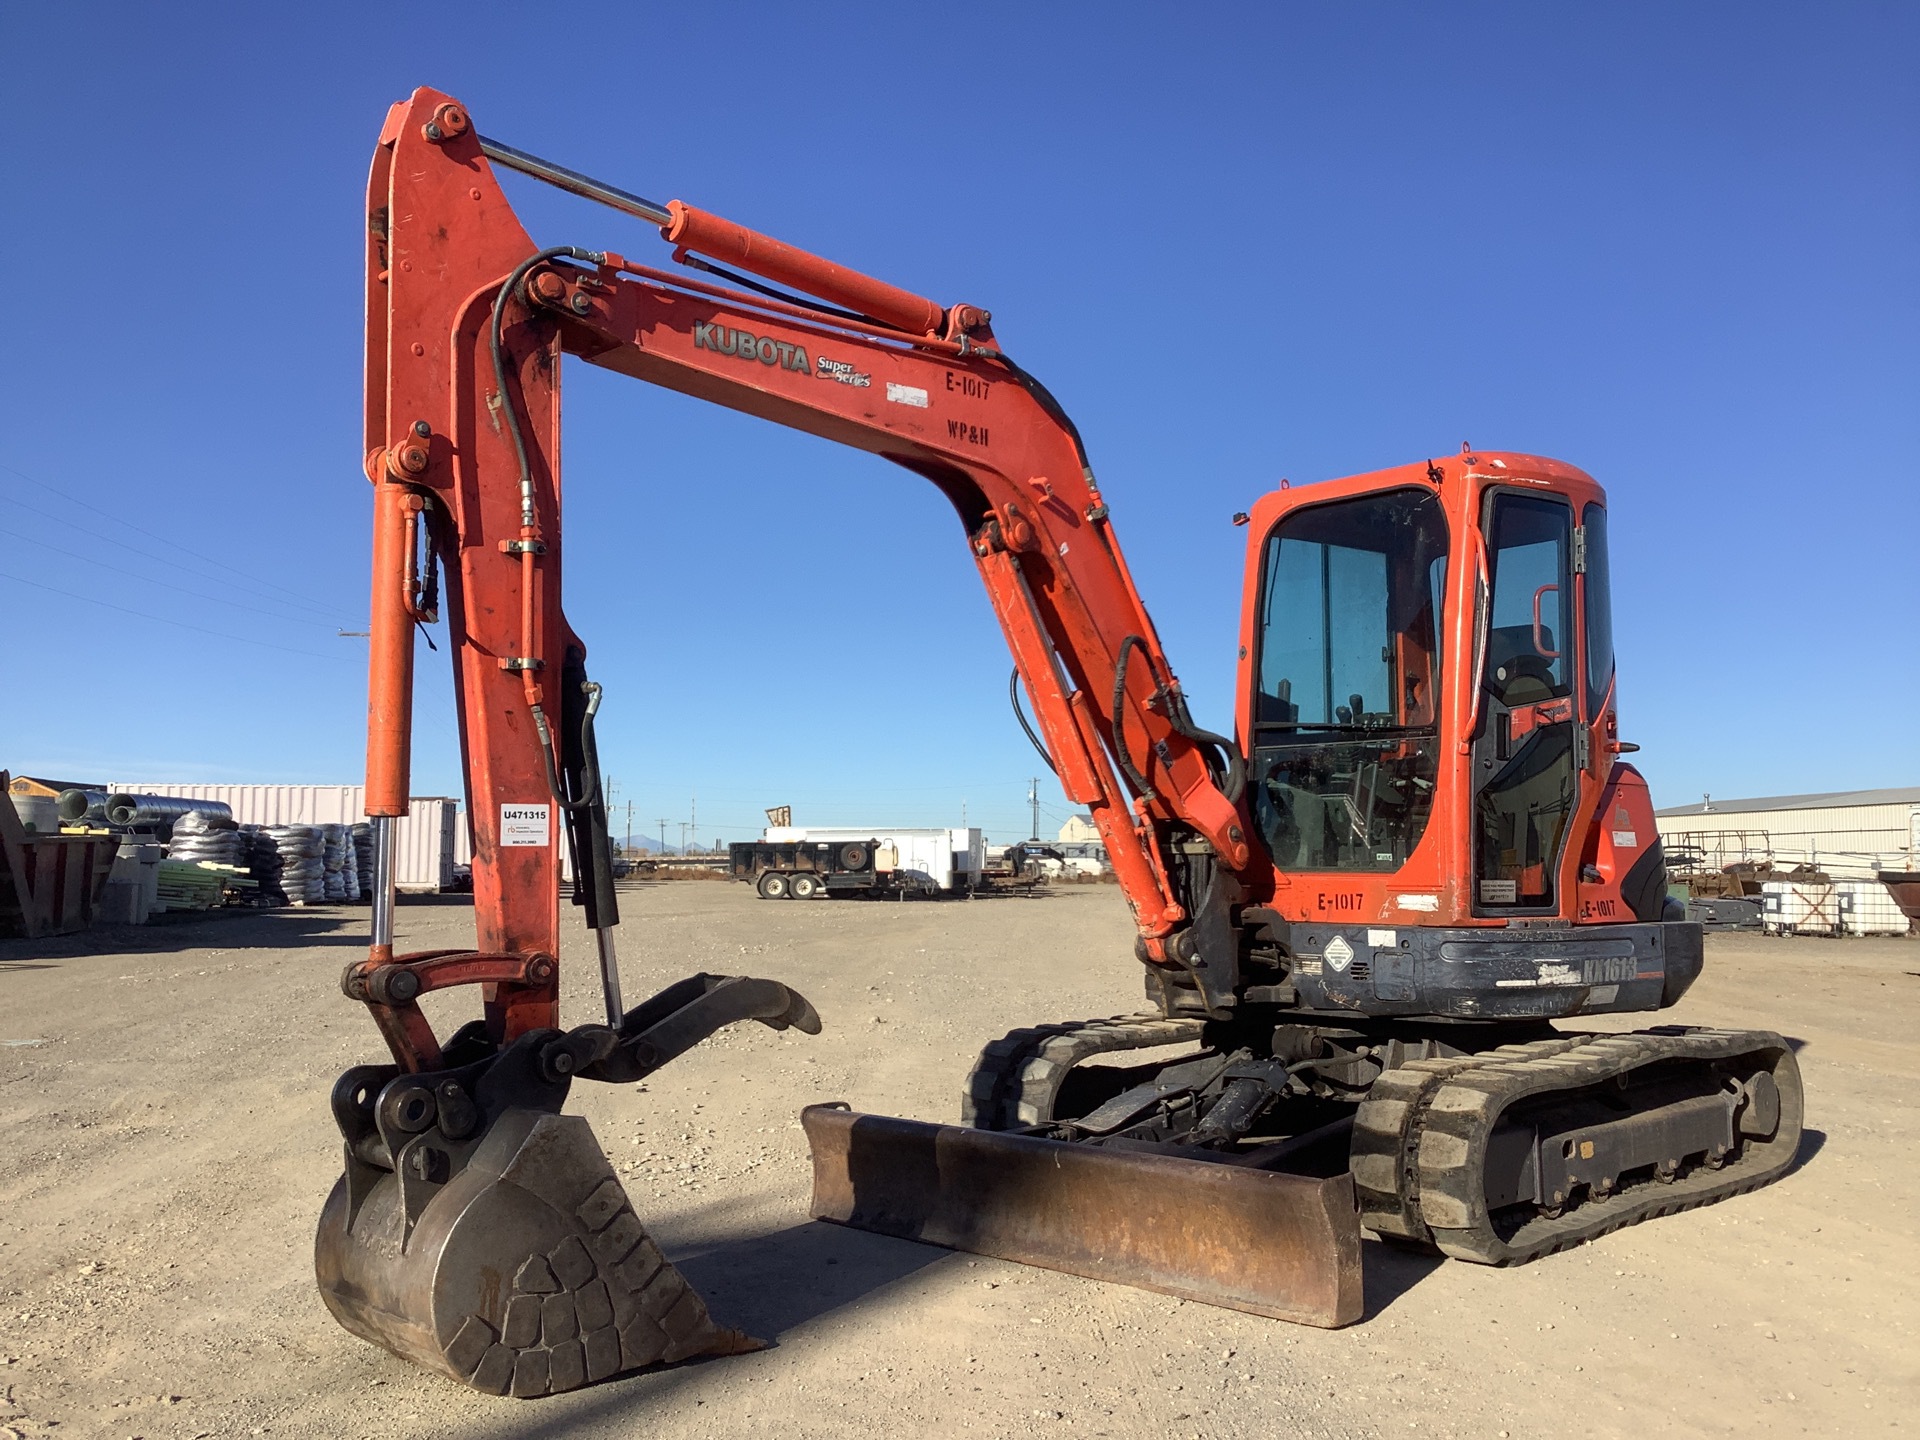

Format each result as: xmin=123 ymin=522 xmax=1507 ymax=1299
xmin=500 ymin=803 xmax=550 ymax=846
xmin=885 ymin=382 xmax=929 ymax=408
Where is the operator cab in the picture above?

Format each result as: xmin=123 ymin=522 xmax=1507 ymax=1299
xmin=1238 ymin=454 xmax=1615 ymax=924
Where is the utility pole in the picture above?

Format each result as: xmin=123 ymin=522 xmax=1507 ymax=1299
xmin=657 ymin=818 xmax=670 ymax=855
xmin=690 ymin=792 xmax=697 ymax=853
xmin=625 ymin=800 xmax=634 ymax=853
xmin=1029 ymin=777 xmax=1040 ymax=841
xmin=679 ymin=822 xmax=689 ymax=854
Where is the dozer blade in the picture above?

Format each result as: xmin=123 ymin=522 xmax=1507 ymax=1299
xmin=802 ymin=1104 xmax=1364 ymax=1328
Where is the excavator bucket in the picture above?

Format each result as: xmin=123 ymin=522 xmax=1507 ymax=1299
xmin=317 ymin=1109 xmax=753 ymax=1396
xmin=801 ymin=1105 xmax=1364 ymax=1328
xmin=318 ymin=974 xmax=818 ymax=1396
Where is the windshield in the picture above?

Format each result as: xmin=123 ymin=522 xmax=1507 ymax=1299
xmin=1251 ymin=487 xmax=1450 ymax=872
xmin=1255 ymin=487 xmax=1450 ymax=731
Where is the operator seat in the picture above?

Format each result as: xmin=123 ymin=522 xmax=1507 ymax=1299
xmin=1485 ymin=624 xmax=1559 ymax=706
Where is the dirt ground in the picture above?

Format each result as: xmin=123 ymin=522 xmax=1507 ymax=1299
xmin=1 ymin=882 xmax=1914 ymax=1439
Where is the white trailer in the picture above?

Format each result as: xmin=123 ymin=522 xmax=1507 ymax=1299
xmin=763 ymin=826 xmax=984 ymax=895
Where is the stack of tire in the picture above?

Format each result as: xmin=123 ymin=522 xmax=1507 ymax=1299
xmin=320 ymin=825 xmax=349 ymax=902
xmin=167 ymin=809 xmax=246 ymax=867
xmin=268 ymin=825 xmax=326 ymax=904
xmin=351 ymin=822 xmax=375 ymax=901
xmin=241 ymin=825 xmax=286 ymax=903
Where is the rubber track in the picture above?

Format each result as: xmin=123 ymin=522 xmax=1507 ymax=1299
xmin=961 ymin=1014 xmax=1208 ymax=1129
xmin=1352 ymin=1027 xmax=1804 ymax=1265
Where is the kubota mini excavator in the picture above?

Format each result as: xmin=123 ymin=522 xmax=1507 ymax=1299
xmin=320 ymin=88 xmax=1804 ymax=1396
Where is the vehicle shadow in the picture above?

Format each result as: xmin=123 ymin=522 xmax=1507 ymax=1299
xmin=672 ymin=1219 xmax=951 ymax=1338
xmin=684 ymin=1213 xmax=1451 ymax=1331
xmin=438 ymin=1223 xmax=1445 ymax=1440
xmin=434 ymin=1221 xmax=955 ymax=1440
xmin=1788 ymin=1127 xmax=1826 ymax=1174
xmin=1359 ymin=1237 xmax=1445 ymax=1317
xmin=0 ymin=905 xmax=373 ymax=965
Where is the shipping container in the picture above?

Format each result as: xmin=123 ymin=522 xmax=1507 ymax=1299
xmin=111 ymin=783 xmax=459 ymax=892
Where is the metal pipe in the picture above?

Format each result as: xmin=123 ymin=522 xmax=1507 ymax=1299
xmin=477 ymin=135 xmax=672 ymax=227
xmin=595 ymin=927 xmax=625 ymax=1029
xmin=57 ymin=788 xmax=110 ymax=823
xmin=103 ymin=794 xmax=234 ymax=829
xmin=370 ymin=815 xmax=396 ymax=949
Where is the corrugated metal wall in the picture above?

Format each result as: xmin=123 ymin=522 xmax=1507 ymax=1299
xmin=1657 ymin=802 xmax=1919 ymax=878
xmin=112 ymin=783 xmax=459 ymax=891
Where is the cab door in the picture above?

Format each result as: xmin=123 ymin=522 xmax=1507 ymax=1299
xmin=1472 ymin=491 xmax=1580 ymax=912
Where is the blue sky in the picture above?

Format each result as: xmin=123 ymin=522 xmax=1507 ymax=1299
xmin=3 ymin=3 xmax=1913 ymax=846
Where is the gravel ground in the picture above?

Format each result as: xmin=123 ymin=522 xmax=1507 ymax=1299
xmin=0 ymin=882 xmax=1914 ymax=1439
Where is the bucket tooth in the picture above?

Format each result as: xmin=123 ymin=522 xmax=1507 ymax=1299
xmin=802 ymin=1104 xmax=1363 ymax=1328
xmin=317 ymin=1108 xmax=756 ymax=1395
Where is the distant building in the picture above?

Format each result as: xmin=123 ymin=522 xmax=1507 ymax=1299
xmin=1058 ymin=813 xmax=1100 ymax=845
xmin=1655 ymin=786 xmax=1920 ymax=880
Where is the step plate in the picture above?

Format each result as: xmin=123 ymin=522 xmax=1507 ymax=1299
xmin=802 ymin=1104 xmax=1363 ymax=1328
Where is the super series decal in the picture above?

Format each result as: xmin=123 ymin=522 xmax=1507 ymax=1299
xmin=816 ymin=356 xmax=871 ymax=387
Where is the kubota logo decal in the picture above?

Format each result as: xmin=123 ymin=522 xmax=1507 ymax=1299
xmin=693 ymin=322 xmax=812 ymax=373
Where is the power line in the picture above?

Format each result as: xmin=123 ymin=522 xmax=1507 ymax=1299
xmin=0 ymin=568 xmax=357 ymax=661
xmin=0 ymin=486 xmax=349 ymax=623
xmin=0 ymin=461 xmax=348 ymax=619
xmin=0 ymin=522 xmax=357 ymax=630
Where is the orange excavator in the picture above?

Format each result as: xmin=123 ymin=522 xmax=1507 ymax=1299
xmin=319 ymin=87 xmax=1804 ymax=1396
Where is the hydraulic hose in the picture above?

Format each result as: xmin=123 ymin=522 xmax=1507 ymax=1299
xmin=489 ymin=245 xmax=607 ymax=532
xmin=1166 ymin=692 xmax=1248 ymax=808
xmin=1111 ymin=636 xmax=1247 ymax=808
xmin=1110 ymin=636 xmax=1158 ymax=801
xmin=1010 ymin=668 xmax=1058 ymax=775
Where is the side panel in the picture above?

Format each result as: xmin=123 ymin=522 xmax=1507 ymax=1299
xmin=1576 ymin=763 xmax=1667 ymax=924
xmin=1282 ymin=918 xmax=1700 ymax=1019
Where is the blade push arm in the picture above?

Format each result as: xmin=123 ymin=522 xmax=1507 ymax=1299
xmin=363 ymin=87 xmax=1251 ymax=1048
